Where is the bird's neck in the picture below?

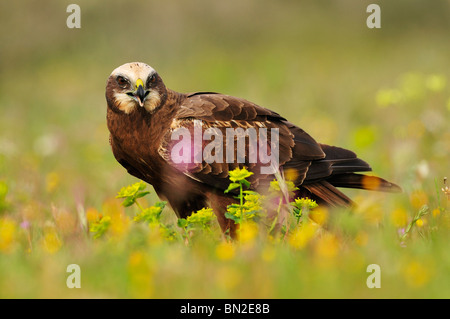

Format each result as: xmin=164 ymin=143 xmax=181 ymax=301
xmin=107 ymin=89 xmax=186 ymax=150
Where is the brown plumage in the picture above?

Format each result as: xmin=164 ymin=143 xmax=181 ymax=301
xmin=105 ymin=62 xmax=401 ymax=236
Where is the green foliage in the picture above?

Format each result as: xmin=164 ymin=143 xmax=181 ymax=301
xmin=178 ymin=207 xmax=215 ymax=231
xmin=133 ymin=202 xmax=167 ymax=224
xmin=269 ymin=179 xmax=298 ymax=198
xmin=116 ymin=182 xmax=150 ymax=207
xmin=0 ymin=181 xmax=8 ymax=213
xmin=291 ymin=197 xmax=319 ymax=224
xmin=225 ymin=191 xmax=265 ymax=224
xmin=89 ymin=215 xmax=111 ymax=239
xmin=224 ymin=167 xmax=264 ymax=224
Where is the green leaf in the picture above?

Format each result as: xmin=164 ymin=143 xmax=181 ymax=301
xmin=241 ymin=179 xmax=251 ymax=188
xmin=135 ymin=191 xmax=150 ymax=199
xmin=224 ymin=183 xmax=240 ymax=194
xmin=177 ymin=218 xmax=188 ymax=228
xmin=225 ymin=211 xmax=240 ymax=222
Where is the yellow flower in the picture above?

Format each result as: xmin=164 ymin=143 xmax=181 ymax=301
xmin=403 ymin=261 xmax=432 ymax=288
xmin=45 ymin=171 xmax=60 ymax=193
xmin=309 ymin=207 xmax=328 ymax=226
xmin=432 ymin=208 xmax=440 ymax=217
xmin=238 ymin=221 xmax=258 ymax=244
xmin=315 ymin=233 xmax=339 ymax=259
xmin=410 ymin=190 xmax=428 ymax=209
xmin=228 ymin=167 xmax=253 ymax=183
xmin=128 ymin=251 xmax=154 ymax=298
xmin=425 ymin=74 xmax=446 ymax=92
xmin=86 ymin=207 xmax=101 ymax=223
xmin=288 ymin=222 xmax=317 ymax=249
xmin=0 ymin=218 xmax=17 ymax=253
xmin=215 ymin=242 xmax=235 ymax=260
xmin=415 ymin=218 xmax=425 ymax=227
xmin=376 ymin=89 xmax=402 ymax=107
xmin=355 ymin=231 xmax=369 ymax=247
xmin=42 ymin=229 xmax=62 ymax=254
xmin=390 ymin=208 xmax=409 ymax=228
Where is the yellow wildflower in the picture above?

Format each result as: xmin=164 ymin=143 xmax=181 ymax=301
xmin=309 ymin=207 xmax=328 ymax=226
xmin=42 ymin=228 xmax=62 ymax=254
xmin=215 ymin=242 xmax=235 ymax=260
xmin=238 ymin=221 xmax=258 ymax=244
xmin=315 ymin=233 xmax=339 ymax=259
xmin=390 ymin=208 xmax=409 ymax=228
xmin=0 ymin=218 xmax=16 ymax=253
xmin=403 ymin=261 xmax=432 ymax=288
xmin=288 ymin=222 xmax=317 ymax=249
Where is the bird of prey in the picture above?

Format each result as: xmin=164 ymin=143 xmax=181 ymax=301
xmin=106 ymin=62 xmax=401 ymax=235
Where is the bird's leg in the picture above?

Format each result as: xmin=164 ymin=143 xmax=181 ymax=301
xmin=207 ymin=191 xmax=238 ymax=240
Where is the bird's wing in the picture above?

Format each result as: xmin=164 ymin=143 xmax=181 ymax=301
xmin=158 ymin=93 xmax=325 ymax=192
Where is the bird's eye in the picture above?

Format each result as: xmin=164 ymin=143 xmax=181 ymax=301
xmin=116 ymin=76 xmax=129 ymax=88
xmin=146 ymin=74 xmax=156 ymax=88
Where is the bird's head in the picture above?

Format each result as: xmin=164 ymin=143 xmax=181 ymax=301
xmin=106 ymin=62 xmax=166 ymax=114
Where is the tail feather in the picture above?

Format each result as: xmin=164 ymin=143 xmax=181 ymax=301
xmin=327 ymin=173 xmax=402 ymax=193
xmin=302 ymin=181 xmax=353 ymax=207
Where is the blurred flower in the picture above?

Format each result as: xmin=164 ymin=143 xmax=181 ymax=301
xmin=288 ymin=222 xmax=317 ymax=249
xmin=20 ymin=220 xmax=30 ymax=229
xmin=33 ymin=133 xmax=60 ymax=157
xmin=42 ymin=228 xmax=62 ymax=254
xmin=309 ymin=207 xmax=328 ymax=226
xmin=45 ymin=171 xmax=60 ymax=193
xmin=432 ymin=208 xmax=440 ymax=217
xmin=86 ymin=207 xmax=101 ymax=223
xmin=399 ymin=72 xmax=426 ymax=102
xmin=52 ymin=206 xmax=77 ymax=236
xmin=314 ymin=233 xmax=339 ymax=259
xmin=128 ymin=251 xmax=154 ymax=298
xmin=415 ymin=160 xmax=429 ymax=180
xmin=284 ymin=168 xmax=299 ymax=183
xmin=269 ymin=179 xmax=298 ymax=199
xmin=238 ymin=221 xmax=258 ymax=244
xmin=376 ymin=88 xmax=403 ymax=107
xmin=0 ymin=218 xmax=17 ymax=253
xmin=425 ymin=74 xmax=446 ymax=92
xmin=215 ymin=242 xmax=235 ymax=260
xmin=403 ymin=261 xmax=432 ymax=288
xmin=355 ymin=231 xmax=369 ymax=247
xmin=353 ymin=126 xmax=377 ymax=149
xmin=89 ymin=215 xmax=111 ymax=239
xmin=415 ymin=218 xmax=425 ymax=227
xmin=359 ymin=202 xmax=384 ymax=225
xmin=390 ymin=208 xmax=409 ymax=228
xmin=410 ymin=190 xmax=428 ymax=209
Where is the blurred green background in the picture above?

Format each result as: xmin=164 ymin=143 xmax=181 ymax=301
xmin=0 ymin=0 xmax=449 ymax=298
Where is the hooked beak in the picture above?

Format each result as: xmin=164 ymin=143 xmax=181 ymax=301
xmin=135 ymin=79 xmax=146 ymax=107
